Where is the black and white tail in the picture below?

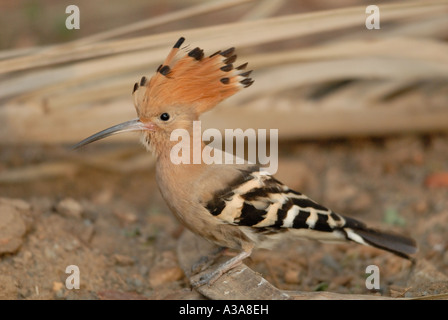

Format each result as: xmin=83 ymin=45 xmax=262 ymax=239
xmin=342 ymin=216 xmax=417 ymax=259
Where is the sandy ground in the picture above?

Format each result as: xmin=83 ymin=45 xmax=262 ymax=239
xmin=0 ymin=134 xmax=447 ymax=300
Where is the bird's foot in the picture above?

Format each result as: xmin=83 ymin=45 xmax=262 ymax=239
xmin=191 ymin=268 xmax=225 ymax=288
xmin=190 ymin=246 xmax=227 ymax=275
xmin=190 ymin=249 xmax=252 ymax=288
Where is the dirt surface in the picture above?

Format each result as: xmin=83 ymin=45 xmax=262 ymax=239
xmin=0 ymin=134 xmax=447 ymax=300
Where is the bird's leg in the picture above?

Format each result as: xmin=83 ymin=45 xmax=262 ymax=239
xmin=191 ymin=248 xmax=252 ymax=288
xmin=191 ymin=246 xmax=227 ymax=275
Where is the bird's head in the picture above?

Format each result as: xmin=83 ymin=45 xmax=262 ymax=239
xmin=73 ymin=37 xmax=253 ymax=156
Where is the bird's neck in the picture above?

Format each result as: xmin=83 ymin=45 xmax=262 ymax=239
xmin=153 ymin=130 xmax=209 ymax=207
xmin=152 ymin=128 xmax=206 ymax=163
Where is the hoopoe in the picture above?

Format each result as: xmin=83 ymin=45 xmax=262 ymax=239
xmin=74 ymin=37 xmax=417 ymax=287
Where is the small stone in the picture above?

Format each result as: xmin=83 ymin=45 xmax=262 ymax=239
xmin=113 ymin=254 xmax=135 ymax=266
xmin=55 ymin=198 xmax=83 ymax=219
xmin=52 ymin=281 xmax=64 ymax=292
xmin=0 ymin=201 xmax=28 ymax=254
xmin=114 ymin=210 xmax=138 ymax=225
xmin=284 ymin=269 xmax=300 ymax=284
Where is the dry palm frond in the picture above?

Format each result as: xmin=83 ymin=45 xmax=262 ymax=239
xmin=0 ymin=0 xmax=448 ymax=145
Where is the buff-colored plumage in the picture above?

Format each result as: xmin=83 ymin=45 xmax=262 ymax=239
xmin=74 ymin=37 xmax=417 ymax=288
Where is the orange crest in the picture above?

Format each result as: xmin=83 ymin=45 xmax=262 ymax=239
xmin=132 ymin=37 xmax=253 ymax=119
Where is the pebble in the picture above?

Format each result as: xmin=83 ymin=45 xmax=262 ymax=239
xmin=284 ymin=269 xmax=300 ymax=285
xmin=55 ymin=198 xmax=83 ymax=219
xmin=52 ymin=281 xmax=64 ymax=292
xmin=112 ymin=254 xmax=135 ymax=266
xmin=0 ymin=199 xmax=28 ymax=254
xmin=113 ymin=210 xmax=138 ymax=225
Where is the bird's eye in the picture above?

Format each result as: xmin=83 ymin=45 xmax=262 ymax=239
xmin=160 ymin=113 xmax=170 ymax=121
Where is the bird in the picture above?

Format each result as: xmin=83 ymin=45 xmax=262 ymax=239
xmin=73 ymin=37 xmax=417 ymax=287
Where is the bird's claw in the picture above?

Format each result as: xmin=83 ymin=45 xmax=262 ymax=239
xmin=190 ymin=247 xmax=226 ymax=275
xmin=190 ymin=269 xmax=223 ymax=288
xmin=191 ymin=256 xmax=213 ymax=275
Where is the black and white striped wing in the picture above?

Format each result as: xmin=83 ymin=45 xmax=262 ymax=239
xmin=204 ymin=168 xmax=417 ymax=259
xmin=205 ymin=169 xmax=346 ymax=232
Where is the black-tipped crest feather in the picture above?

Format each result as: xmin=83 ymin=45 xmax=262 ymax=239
xmin=173 ymin=37 xmax=185 ymax=49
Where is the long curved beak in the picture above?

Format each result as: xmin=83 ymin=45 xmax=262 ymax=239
xmin=72 ymin=118 xmax=147 ymax=149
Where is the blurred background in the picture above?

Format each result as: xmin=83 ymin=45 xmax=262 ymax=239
xmin=0 ymin=0 xmax=447 ymax=300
